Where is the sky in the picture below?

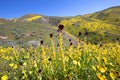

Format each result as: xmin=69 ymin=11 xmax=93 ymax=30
xmin=0 ymin=0 xmax=120 ymax=18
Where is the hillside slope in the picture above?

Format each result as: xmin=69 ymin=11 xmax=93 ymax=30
xmin=59 ymin=16 xmax=120 ymax=44
xmin=85 ymin=6 xmax=120 ymax=25
xmin=0 ymin=21 xmax=77 ymax=47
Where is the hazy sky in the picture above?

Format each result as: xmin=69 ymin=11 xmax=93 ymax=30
xmin=0 ymin=0 xmax=120 ymax=18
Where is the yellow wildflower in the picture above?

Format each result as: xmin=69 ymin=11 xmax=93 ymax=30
xmin=109 ymin=63 xmax=114 ymax=67
xmin=23 ymin=62 xmax=27 ymax=66
xmin=97 ymin=65 xmax=107 ymax=73
xmin=77 ymin=62 xmax=80 ymax=67
xmin=110 ymin=72 xmax=115 ymax=80
xmin=73 ymin=60 xmax=77 ymax=65
xmin=92 ymin=66 xmax=96 ymax=71
xmin=33 ymin=61 xmax=37 ymax=67
xmin=1 ymin=74 xmax=8 ymax=80
xmin=97 ymin=73 xmax=106 ymax=80
xmin=13 ymin=64 xmax=17 ymax=69
xmin=29 ymin=71 xmax=32 ymax=74
xmin=9 ymin=63 xmax=14 ymax=67
xmin=103 ymin=57 xmax=107 ymax=63
xmin=0 ymin=49 xmax=6 ymax=53
xmin=73 ymin=60 xmax=80 ymax=67
xmin=9 ymin=63 xmax=17 ymax=69
xmin=65 ymin=56 xmax=69 ymax=62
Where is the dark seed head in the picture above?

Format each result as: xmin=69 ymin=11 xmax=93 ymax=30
xmin=50 ymin=34 xmax=53 ymax=38
xmin=116 ymin=72 xmax=119 ymax=75
xmin=116 ymin=38 xmax=119 ymax=40
xmin=100 ymin=44 xmax=102 ymax=47
xmin=22 ymin=73 xmax=24 ymax=76
xmin=85 ymin=32 xmax=88 ymax=36
xmin=19 ymin=62 xmax=23 ymax=66
xmin=70 ymin=42 xmax=73 ymax=46
xmin=58 ymin=25 xmax=64 ymax=30
xmin=38 ymin=69 xmax=42 ymax=74
xmin=107 ymin=71 xmax=110 ymax=74
xmin=116 ymin=62 xmax=120 ymax=65
xmin=69 ymin=39 xmax=71 ymax=42
xmin=26 ymin=49 xmax=29 ymax=52
xmin=48 ymin=58 xmax=52 ymax=61
xmin=57 ymin=44 xmax=59 ymax=47
xmin=11 ymin=46 xmax=14 ymax=48
xmin=78 ymin=32 xmax=82 ymax=36
xmin=40 ymin=40 xmax=43 ymax=45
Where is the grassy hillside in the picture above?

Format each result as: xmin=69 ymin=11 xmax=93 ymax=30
xmin=0 ymin=21 xmax=77 ymax=47
xmin=59 ymin=16 xmax=120 ymax=44
xmin=85 ymin=6 xmax=120 ymax=25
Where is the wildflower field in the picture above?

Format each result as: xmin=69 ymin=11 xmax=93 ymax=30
xmin=0 ymin=25 xmax=120 ymax=80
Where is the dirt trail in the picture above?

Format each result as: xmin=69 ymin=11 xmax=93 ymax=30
xmin=63 ymin=31 xmax=78 ymax=46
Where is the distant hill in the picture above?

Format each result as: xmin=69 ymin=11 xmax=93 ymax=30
xmin=17 ymin=14 xmax=70 ymax=26
xmin=85 ymin=6 xmax=120 ymax=25
xmin=0 ymin=18 xmax=9 ymax=24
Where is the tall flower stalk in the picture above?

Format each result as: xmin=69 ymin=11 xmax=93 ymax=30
xmin=50 ymin=34 xmax=56 ymax=58
xmin=58 ymin=25 xmax=65 ymax=71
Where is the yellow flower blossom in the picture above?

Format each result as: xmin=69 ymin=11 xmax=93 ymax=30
xmin=13 ymin=64 xmax=17 ymax=69
xmin=65 ymin=56 xmax=69 ymax=62
xmin=0 ymin=49 xmax=6 ymax=53
xmin=73 ymin=60 xmax=80 ymax=67
xmin=9 ymin=63 xmax=17 ymax=69
xmin=23 ymin=62 xmax=27 ymax=66
xmin=97 ymin=73 xmax=106 ymax=80
xmin=110 ymin=72 xmax=115 ymax=80
xmin=109 ymin=63 xmax=114 ymax=67
xmin=77 ymin=62 xmax=80 ymax=67
xmin=103 ymin=57 xmax=107 ymax=63
xmin=1 ymin=74 xmax=8 ymax=80
xmin=73 ymin=60 xmax=77 ymax=65
xmin=97 ymin=65 xmax=107 ymax=73
xmin=92 ymin=66 xmax=96 ymax=71
xmin=29 ymin=71 xmax=32 ymax=74
xmin=9 ymin=63 xmax=14 ymax=67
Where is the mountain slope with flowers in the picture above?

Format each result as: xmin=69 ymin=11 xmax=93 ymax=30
xmin=59 ymin=16 xmax=120 ymax=44
xmin=0 ymin=6 xmax=120 ymax=47
xmin=85 ymin=6 xmax=120 ymax=25
xmin=0 ymin=20 xmax=77 ymax=47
